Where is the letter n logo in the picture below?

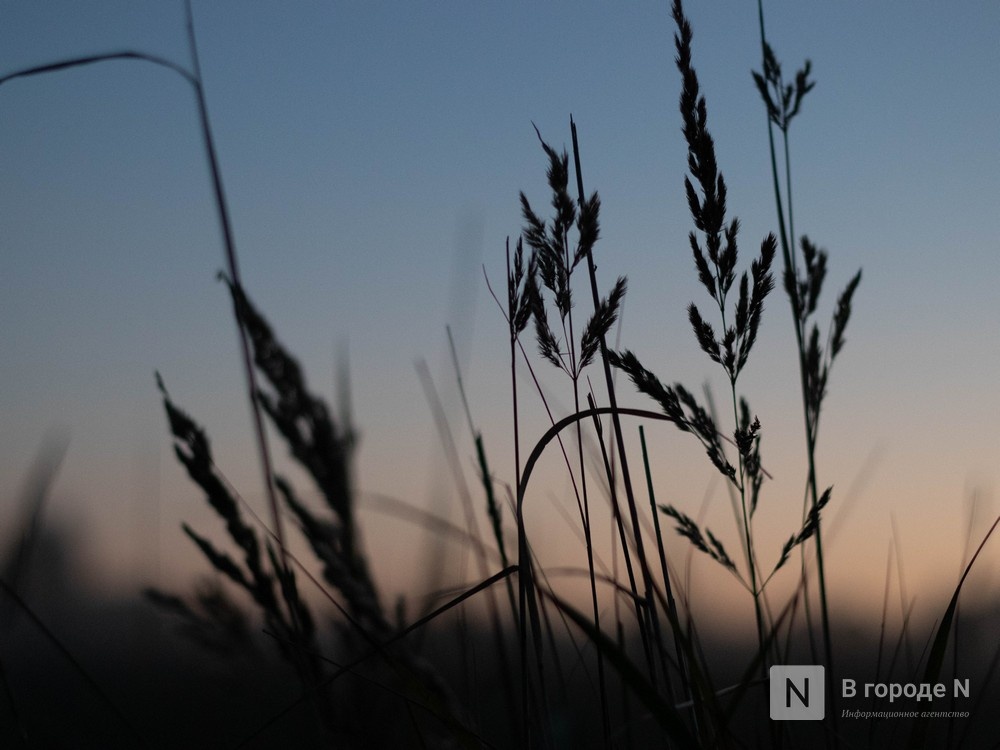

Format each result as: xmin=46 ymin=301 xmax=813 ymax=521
xmin=770 ymin=665 xmax=825 ymax=720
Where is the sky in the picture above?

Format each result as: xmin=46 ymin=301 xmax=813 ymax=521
xmin=1 ymin=1 xmax=998 ymax=631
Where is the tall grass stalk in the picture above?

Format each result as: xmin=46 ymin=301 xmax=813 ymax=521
xmin=753 ymin=8 xmax=863 ymax=740
xmin=487 ymin=239 xmax=616 ymax=745
xmin=438 ymin=330 xmax=519 ymax=725
xmin=573 ymin=119 xmax=670 ymax=695
xmin=619 ymin=0 xmax=781 ymax=668
xmin=0 ymin=0 xmax=292 ymax=602
xmin=639 ymin=424 xmax=691 ymax=706
xmin=518 ymin=122 xmax=640 ymax=742
xmin=182 ymin=0 xmax=289 ymax=570
xmin=525 ymin=129 xmax=614 ymax=741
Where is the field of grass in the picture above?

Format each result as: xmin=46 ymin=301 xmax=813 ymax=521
xmin=2 ymin=1 xmax=998 ymax=748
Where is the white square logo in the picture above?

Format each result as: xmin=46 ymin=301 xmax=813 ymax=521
xmin=770 ymin=665 xmax=825 ymax=720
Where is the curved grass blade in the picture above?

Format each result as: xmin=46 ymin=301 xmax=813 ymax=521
xmin=905 ymin=514 xmax=1000 ymax=750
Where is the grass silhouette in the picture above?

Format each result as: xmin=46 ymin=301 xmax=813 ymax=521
xmin=1 ymin=1 xmax=998 ymax=748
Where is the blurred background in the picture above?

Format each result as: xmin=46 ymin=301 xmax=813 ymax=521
xmin=1 ymin=1 xmax=998 ymax=744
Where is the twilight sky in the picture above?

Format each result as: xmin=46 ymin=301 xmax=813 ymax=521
xmin=1 ymin=1 xmax=998 ymax=625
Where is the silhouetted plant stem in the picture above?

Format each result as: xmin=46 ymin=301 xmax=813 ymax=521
xmin=663 ymin=0 xmax=779 ymax=681
xmin=514 ymin=404 xmax=680 ymax=745
xmin=0 ymin=51 xmax=195 ymax=89
xmin=587 ymin=391 xmax=646 ymax=667
xmin=783 ymin=128 xmax=797 ymax=275
xmin=445 ymin=326 xmax=519 ymax=730
xmin=518 ymin=122 xmax=638 ymax=742
xmin=576 ymin=376 xmax=613 ymax=746
xmin=730 ymin=382 xmax=767 ymax=673
xmin=553 ymin=165 xmax=612 ymax=745
xmin=183 ymin=0 xmax=287 ymax=568
xmin=639 ymin=425 xmax=692 ymax=704
xmin=570 ymin=116 xmax=660 ymax=682
xmin=491 ymin=249 xmax=605 ymax=745
xmin=499 ymin=241 xmax=534 ymax=745
xmin=755 ymin=1 xmax=792 ymax=267
xmin=754 ymin=4 xmax=842 ymax=739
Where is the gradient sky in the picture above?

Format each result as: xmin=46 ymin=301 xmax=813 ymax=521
xmin=1 ymin=2 xmax=998 ymax=625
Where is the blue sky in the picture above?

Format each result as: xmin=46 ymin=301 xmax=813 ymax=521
xmin=1 ymin=1 xmax=998 ymax=621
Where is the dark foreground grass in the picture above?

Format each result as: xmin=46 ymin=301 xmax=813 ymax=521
xmin=2 ymin=569 xmax=1000 ymax=749
xmin=2 ymin=1 xmax=998 ymax=749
